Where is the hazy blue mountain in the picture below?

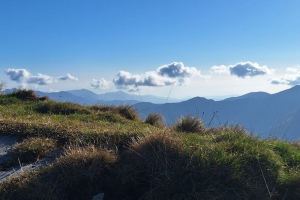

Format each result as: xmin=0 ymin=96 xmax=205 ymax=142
xmin=224 ymin=92 xmax=271 ymax=101
xmin=35 ymin=91 xmax=97 ymax=105
xmin=133 ymin=85 xmax=300 ymax=140
xmin=66 ymin=89 xmax=100 ymax=101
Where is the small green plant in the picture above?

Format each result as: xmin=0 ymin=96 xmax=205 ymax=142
xmin=145 ymin=113 xmax=164 ymax=126
xmin=174 ymin=115 xmax=206 ymax=133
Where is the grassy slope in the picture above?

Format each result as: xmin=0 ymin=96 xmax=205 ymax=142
xmin=0 ymin=90 xmax=299 ymax=200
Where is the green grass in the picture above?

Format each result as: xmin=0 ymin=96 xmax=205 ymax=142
xmin=0 ymin=91 xmax=299 ymax=199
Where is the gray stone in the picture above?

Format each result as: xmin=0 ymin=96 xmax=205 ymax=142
xmin=92 ymin=193 xmax=104 ymax=200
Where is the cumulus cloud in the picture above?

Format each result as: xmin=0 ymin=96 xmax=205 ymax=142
xmin=114 ymin=71 xmax=175 ymax=88
xmin=210 ymin=61 xmax=273 ymax=78
xmin=229 ymin=62 xmax=272 ymax=78
xmin=113 ymin=62 xmax=205 ymax=90
xmin=91 ymin=78 xmax=109 ymax=90
xmin=157 ymin=62 xmax=200 ymax=78
xmin=59 ymin=74 xmax=78 ymax=81
xmin=27 ymin=73 xmax=54 ymax=85
xmin=5 ymin=69 xmax=31 ymax=82
xmin=271 ymin=67 xmax=300 ymax=86
xmin=5 ymin=68 xmax=78 ymax=86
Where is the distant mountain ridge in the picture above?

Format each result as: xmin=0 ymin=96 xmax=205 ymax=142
xmin=2 ymin=88 xmax=180 ymax=105
xmin=133 ymin=85 xmax=300 ymax=140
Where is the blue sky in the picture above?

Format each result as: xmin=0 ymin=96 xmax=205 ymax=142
xmin=1 ymin=0 xmax=300 ymax=99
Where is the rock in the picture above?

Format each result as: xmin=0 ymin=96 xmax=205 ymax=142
xmin=92 ymin=193 xmax=104 ymax=200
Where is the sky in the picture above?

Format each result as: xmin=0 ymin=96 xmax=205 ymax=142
xmin=1 ymin=0 xmax=300 ymax=100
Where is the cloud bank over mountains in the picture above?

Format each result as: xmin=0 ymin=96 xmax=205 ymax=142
xmin=5 ymin=69 xmax=78 ymax=86
xmin=211 ymin=61 xmax=273 ymax=78
xmin=271 ymin=67 xmax=300 ymax=86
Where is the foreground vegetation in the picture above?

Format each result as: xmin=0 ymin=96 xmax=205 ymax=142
xmin=0 ymin=90 xmax=299 ymax=200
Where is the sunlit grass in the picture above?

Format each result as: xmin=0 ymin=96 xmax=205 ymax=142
xmin=0 ymin=91 xmax=299 ymax=199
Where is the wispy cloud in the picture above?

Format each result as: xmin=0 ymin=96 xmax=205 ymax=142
xmin=210 ymin=61 xmax=273 ymax=78
xmin=210 ymin=65 xmax=230 ymax=74
xmin=271 ymin=67 xmax=300 ymax=85
xmin=58 ymin=74 xmax=78 ymax=81
xmin=91 ymin=78 xmax=109 ymax=89
xmin=113 ymin=62 xmax=207 ymax=90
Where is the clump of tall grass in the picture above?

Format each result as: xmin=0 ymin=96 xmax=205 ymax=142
xmin=174 ymin=115 xmax=205 ymax=133
xmin=7 ymin=89 xmax=49 ymax=101
xmin=11 ymin=137 xmax=57 ymax=163
xmin=34 ymin=101 xmax=91 ymax=115
xmin=91 ymin=104 xmax=140 ymax=121
xmin=144 ymin=113 xmax=165 ymax=126
xmin=117 ymin=131 xmax=185 ymax=199
xmin=0 ymin=146 xmax=117 ymax=200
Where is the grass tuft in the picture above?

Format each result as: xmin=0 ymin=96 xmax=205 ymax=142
xmin=144 ymin=113 xmax=165 ymax=127
xmin=11 ymin=137 xmax=57 ymax=163
xmin=174 ymin=115 xmax=206 ymax=133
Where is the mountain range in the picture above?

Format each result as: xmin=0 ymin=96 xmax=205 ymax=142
xmin=2 ymin=86 xmax=300 ymax=140
xmin=133 ymin=86 xmax=300 ymax=140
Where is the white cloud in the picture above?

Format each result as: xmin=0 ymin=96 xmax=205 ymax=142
xmin=157 ymin=62 xmax=201 ymax=78
xmin=271 ymin=67 xmax=300 ymax=85
xmin=5 ymin=68 xmax=79 ymax=86
xmin=5 ymin=68 xmax=54 ymax=85
xmin=5 ymin=68 xmax=31 ymax=83
xmin=113 ymin=62 xmax=206 ymax=90
xmin=210 ymin=65 xmax=230 ymax=74
xmin=210 ymin=61 xmax=273 ymax=78
xmin=286 ymin=67 xmax=299 ymax=73
xmin=229 ymin=61 xmax=272 ymax=78
xmin=113 ymin=71 xmax=175 ymax=88
xmin=91 ymin=78 xmax=109 ymax=90
xmin=27 ymin=73 xmax=54 ymax=85
xmin=59 ymin=74 xmax=78 ymax=81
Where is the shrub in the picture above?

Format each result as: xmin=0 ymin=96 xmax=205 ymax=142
xmin=144 ymin=113 xmax=164 ymax=126
xmin=174 ymin=115 xmax=205 ymax=133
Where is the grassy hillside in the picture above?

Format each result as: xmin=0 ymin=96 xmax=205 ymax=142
xmin=0 ymin=90 xmax=299 ymax=200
